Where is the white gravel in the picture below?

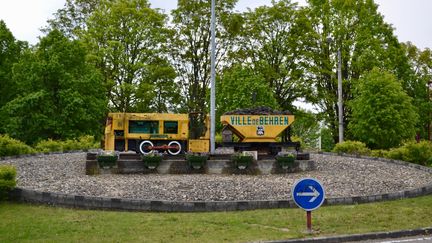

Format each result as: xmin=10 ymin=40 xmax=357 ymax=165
xmin=1 ymin=152 xmax=431 ymax=201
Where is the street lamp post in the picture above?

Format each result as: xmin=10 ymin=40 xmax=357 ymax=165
xmin=337 ymin=49 xmax=343 ymax=143
xmin=326 ymin=37 xmax=343 ymax=143
xmin=428 ymin=80 xmax=432 ymax=141
xmin=210 ymin=0 xmax=216 ymax=154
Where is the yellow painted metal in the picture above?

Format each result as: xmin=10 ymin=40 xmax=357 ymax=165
xmin=104 ymin=113 xmax=190 ymax=151
xmin=188 ymin=139 xmax=210 ymax=153
xmin=220 ymin=114 xmax=295 ymax=142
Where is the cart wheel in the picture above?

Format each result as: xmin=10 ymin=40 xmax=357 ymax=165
xmin=167 ymin=141 xmax=181 ymax=155
xmin=139 ymin=140 xmax=153 ymax=155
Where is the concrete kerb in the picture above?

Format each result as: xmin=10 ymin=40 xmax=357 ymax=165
xmin=4 ymin=151 xmax=432 ymax=212
xmin=263 ymin=227 xmax=432 ymax=243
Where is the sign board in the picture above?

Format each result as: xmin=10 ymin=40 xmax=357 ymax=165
xmin=292 ymin=178 xmax=325 ymax=211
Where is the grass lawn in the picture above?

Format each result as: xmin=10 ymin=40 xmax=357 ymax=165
xmin=1 ymin=195 xmax=432 ymax=242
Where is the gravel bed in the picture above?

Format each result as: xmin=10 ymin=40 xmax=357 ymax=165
xmin=1 ymin=152 xmax=432 ymax=202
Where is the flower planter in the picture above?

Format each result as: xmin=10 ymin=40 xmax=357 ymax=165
xmin=97 ymin=155 xmax=118 ymax=168
xmin=232 ymin=154 xmax=253 ymax=170
xmin=142 ymin=155 xmax=162 ymax=169
xmin=276 ymin=154 xmax=295 ymax=169
xmin=186 ymin=154 xmax=208 ymax=169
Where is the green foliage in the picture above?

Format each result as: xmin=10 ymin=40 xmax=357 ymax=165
xmin=320 ymin=127 xmax=335 ymax=152
xmin=35 ymin=139 xmax=63 ymax=153
xmin=401 ymin=42 xmax=432 ymax=140
xmin=0 ymin=21 xmax=27 ymax=135
xmin=291 ymin=110 xmax=320 ymax=149
xmin=0 ymin=134 xmax=35 ymax=157
xmin=387 ymin=141 xmax=432 ymax=166
xmin=170 ymin=0 xmax=238 ymax=115
xmin=349 ymin=68 xmax=418 ymax=149
xmin=370 ymin=150 xmax=390 ymax=158
xmin=0 ymin=165 xmax=16 ymax=201
xmin=1 ymin=30 xmax=106 ymax=144
xmin=84 ymin=0 xmax=171 ymax=112
xmin=332 ymin=140 xmax=370 ymax=155
xmin=236 ymin=0 xmax=312 ymax=111
xmin=306 ymin=0 xmax=411 ymax=144
xmin=35 ymin=136 xmax=99 ymax=153
xmin=216 ymin=65 xmax=279 ymax=130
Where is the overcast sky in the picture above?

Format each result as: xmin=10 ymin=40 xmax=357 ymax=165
xmin=0 ymin=0 xmax=431 ymax=49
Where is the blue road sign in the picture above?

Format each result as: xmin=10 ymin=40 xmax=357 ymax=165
xmin=292 ymin=178 xmax=325 ymax=211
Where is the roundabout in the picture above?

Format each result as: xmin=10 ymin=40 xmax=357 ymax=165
xmin=1 ymin=151 xmax=432 ymax=211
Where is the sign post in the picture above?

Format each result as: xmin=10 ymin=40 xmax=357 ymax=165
xmin=292 ymin=178 xmax=325 ymax=232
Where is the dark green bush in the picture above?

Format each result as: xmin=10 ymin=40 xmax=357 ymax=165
xmin=332 ymin=140 xmax=370 ymax=155
xmin=0 ymin=165 xmax=17 ymax=201
xmin=0 ymin=134 xmax=35 ymax=157
xmin=427 ymin=157 xmax=432 ymax=167
xmin=186 ymin=154 xmax=208 ymax=169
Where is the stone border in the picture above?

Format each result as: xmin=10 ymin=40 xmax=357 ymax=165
xmin=4 ymin=151 xmax=432 ymax=212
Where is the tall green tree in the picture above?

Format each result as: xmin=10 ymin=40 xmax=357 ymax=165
xmin=401 ymin=42 xmax=432 ymax=140
xmin=305 ymin=0 xmax=411 ymax=143
xmin=83 ymin=0 xmax=173 ymax=112
xmin=1 ymin=30 xmax=106 ymax=144
xmin=291 ymin=110 xmax=320 ymax=149
xmin=349 ymin=68 xmax=418 ymax=149
xmin=216 ymin=65 xmax=279 ymax=122
xmin=44 ymin=0 xmax=103 ymax=39
xmin=170 ymin=0 xmax=240 ymax=121
xmin=235 ymin=0 xmax=312 ymax=111
xmin=0 ymin=20 xmax=27 ymax=108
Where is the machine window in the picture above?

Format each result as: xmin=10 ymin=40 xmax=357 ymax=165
xmin=164 ymin=121 xmax=178 ymax=134
xmin=129 ymin=120 xmax=159 ymax=134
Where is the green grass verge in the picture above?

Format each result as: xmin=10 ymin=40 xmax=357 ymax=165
xmin=1 ymin=195 xmax=432 ymax=242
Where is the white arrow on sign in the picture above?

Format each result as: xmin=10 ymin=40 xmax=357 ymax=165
xmin=296 ymin=186 xmax=320 ymax=203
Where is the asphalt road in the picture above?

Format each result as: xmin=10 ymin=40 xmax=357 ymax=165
xmin=355 ymin=236 xmax=432 ymax=243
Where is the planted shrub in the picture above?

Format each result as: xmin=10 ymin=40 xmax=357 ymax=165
xmin=35 ymin=139 xmax=63 ymax=153
xmin=232 ymin=153 xmax=253 ymax=169
xmin=386 ymin=141 xmax=432 ymax=166
xmin=76 ymin=135 xmax=100 ymax=150
xmin=427 ymin=157 xmax=432 ymax=167
xmin=186 ymin=154 xmax=208 ymax=169
xmin=142 ymin=153 xmax=162 ymax=169
xmin=35 ymin=136 xmax=100 ymax=153
xmin=0 ymin=134 xmax=35 ymax=157
xmin=97 ymin=151 xmax=118 ymax=168
xmin=0 ymin=165 xmax=17 ymax=201
xmin=332 ymin=140 xmax=370 ymax=156
xmin=370 ymin=150 xmax=390 ymax=158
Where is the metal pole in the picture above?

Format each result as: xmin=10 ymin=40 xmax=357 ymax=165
xmin=337 ymin=49 xmax=343 ymax=143
xmin=307 ymin=211 xmax=312 ymax=232
xmin=210 ymin=0 xmax=216 ymax=154
xmin=428 ymin=81 xmax=432 ymax=141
